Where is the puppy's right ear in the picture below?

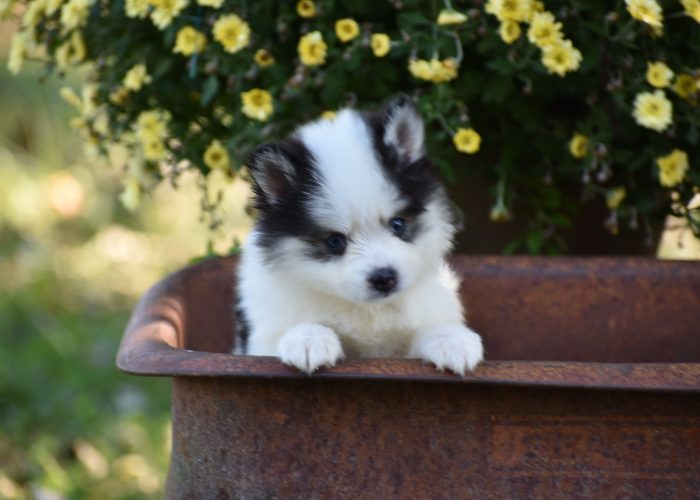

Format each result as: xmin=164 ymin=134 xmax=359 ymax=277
xmin=247 ymin=144 xmax=295 ymax=205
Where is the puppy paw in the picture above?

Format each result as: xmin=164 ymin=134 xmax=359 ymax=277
xmin=278 ymin=323 xmax=344 ymax=374
xmin=411 ymin=324 xmax=483 ymax=375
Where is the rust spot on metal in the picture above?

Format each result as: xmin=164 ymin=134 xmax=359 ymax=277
xmin=116 ymin=256 xmax=700 ymax=498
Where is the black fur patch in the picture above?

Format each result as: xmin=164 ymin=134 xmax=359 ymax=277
xmin=363 ymin=110 xmax=443 ymax=242
xmin=248 ymin=138 xmax=341 ymax=261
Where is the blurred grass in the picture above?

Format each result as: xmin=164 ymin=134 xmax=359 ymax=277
xmin=0 ymin=23 xmax=251 ymax=499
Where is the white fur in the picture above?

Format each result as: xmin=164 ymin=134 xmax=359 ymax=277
xmin=237 ymin=106 xmax=483 ymax=374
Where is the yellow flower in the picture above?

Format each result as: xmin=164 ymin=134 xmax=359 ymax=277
xmin=499 ymin=20 xmax=521 ymax=44
xmin=673 ymin=74 xmax=697 ymax=100
xmin=46 ymin=0 xmax=64 ymax=14
xmin=633 ymin=90 xmax=672 ymax=132
xmin=254 ymin=48 xmax=275 ymax=67
xmin=150 ymin=0 xmax=187 ymax=30
xmin=143 ymin=137 xmax=167 ymax=161
xmin=437 ymin=8 xmax=468 ymax=25
xmin=489 ymin=199 xmax=512 ymax=222
xmin=656 ymin=149 xmax=689 ymax=187
xmin=55 ymin=30 xmax=86 ymax=69
xmin=321 ymin=110 xmax=337 ymax=120
xmin=568 ymin=133 xmax=589 ymax=159
xmin=408 ymin=58 xmax=458 ymax=83
xmin=7 ymin=32 xmax=30 ymax=75
xmin=681 ymin=0 xmax=700 ymax=22
xmin=241 ymin=88 xmax=273 ymax=122
xmin=527 ymin=11 xmax=563 ymax=48
xmin=625 ymin=0 xmax=663 ymax=30
xmin=646 ymin=61 xmax=673 ymax=88
xmin=174 ymin=26 xmax=207 ymax=56
xmin=453 ymin=128 xmax=481 ymax=154
xmin=123 ymin=63 xmax=151 ymax=91
xmin=204 ymin=139 xmax=230 ymax=171
xmin=485 ymin=0 xmax=533 ymax=23
xmin=541 ymin=39 xmax=582 ymax=77
xmin=298 ymin=31 xmax=327 ymax=66
xmin=109 ymin=86 xmax=130 ymax=105
xmin=336 ymin=18 xmax=360 ymax=43
xmin=197 ymin=0 xmax=223 ymax=8
xmin=60 ymin=86 xmax=83 ymax=110
xmin=60 ymin=0 xmax=91 ymax=31
xmin=125 ymin=0 xmax=149 ymax=18
xmin=296 ymin=0 xmax=315 ymax=18
xmin=137 ymin=109 xmax=168 ymax=139
xmin=213 ymin=14 xmax=251 ymax=53
xmin=23 ymin=0 xmax=46 ymax=28
xmin=606 ymin=187 xmax=627 ymax=210
xmin=371 ymin=33 xmax=391 ymax=57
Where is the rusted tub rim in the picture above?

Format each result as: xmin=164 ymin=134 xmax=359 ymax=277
xmin=116 ymin=255 xmax=700 ymax=393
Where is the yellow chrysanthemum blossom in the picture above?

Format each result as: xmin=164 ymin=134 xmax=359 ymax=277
xmin=60 ymin=86 xmax=84 ymax=110
xmin=408 ymin=58 xmax=458 ymax=83
xmin=23 ymin=0 xmax=47 ymax=31
xmin=125 ymin=0 xmax=148 ymax=18
xmin=60 ymin=0 xmax=91 ymax=31
xmin=656 ymin=149 xmax=689 ymax=187
xmin=437 ymin=8 xmax=468 ymax=25
xmin=143 ymin=137 xmax=167 ymax=161
xmin=625 ymin=0 xmax=663 ymax=30
xmin=254 ymin=49 xmax=275 ymax=67
xmin=646 ymin=61 xmax=673 ymax=88
xmin=673 ymin=74 xmax=697 ymax=100
xmin=174 ymin=26 xmax=207 ymax=56
xmin=137 ymin=109 xmax=169 ymax=139
xmin=489 ymin=199 xmax=512 ymax=222
xmin=7 ymin=32 xmax=30 ymax=75
xmin=123 ymin=63 xmax=152 ymax=91
xmin=213 ymin=14 xmax=251 ymax=54
xmin=633 ymin=90 xmax=672 ymax=132
xmin=453 ymin=128 xmax=481 ymax=154
xmin=527 ymin=11 xmax=563 ymax=48
xmin=371 ymin=33 xmax=391 ymax=57
xmin=499 ymin=20 xmax=521 ymax=44
xmin=197 ymin=0 xmax=223 ymax=8
xmin=485 ymin=0 xmax=533 ymax=23
xmin=606 ymin=187 xmax=627 ymax=210
xmin=569 ymin=133 xmax=589 ymax=159
xmin=150 ymin=0 xmax=187 ymax=30
xmin=46 ymin=0 xmax=63 ymax=16
xmin=298 ymin=31 xmax=327 ymax=66
xmin=204 ymin=140 xmax=230 ymax=171
xmin=681 ymin=0 xmax=700 ymax=22
xmin=241 ymin=88 xmax=274 ymax=122
xmin=109 ymin=86 xmax=130 ymax=106
xmin=321 ymin=110 xmax=337 ymax=120
xmin=55 ymin=30 xmax=86 ymax=69
xmin=336 ymin=18 xmax=360 ymax=43
xmin=541 ymin=39 xmax=582 ymax=77
xmin=296 ymin=0 xmax=315 ymax=18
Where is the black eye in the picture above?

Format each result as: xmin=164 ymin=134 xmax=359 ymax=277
xmin=324 ymin=233 xmax=347 ymax=255
xmin=389 ymin=217 xmax=407 ymax=237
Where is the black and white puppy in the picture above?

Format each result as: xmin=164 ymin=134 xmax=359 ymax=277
xmin=235 ymin=96 xmax=483 ymax=374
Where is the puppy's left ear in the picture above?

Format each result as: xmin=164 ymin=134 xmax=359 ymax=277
xmin=383 ymin=94 xmax=425 ymax=163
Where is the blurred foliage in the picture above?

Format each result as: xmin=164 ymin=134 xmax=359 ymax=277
xmin=0 ymin=58 xmax=250 ymax=497
xmin=4 ymin=0 xmax=700 ymax=253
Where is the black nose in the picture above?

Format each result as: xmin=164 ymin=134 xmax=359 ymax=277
xmin=368 ymin=267 xmax=398 ymax=295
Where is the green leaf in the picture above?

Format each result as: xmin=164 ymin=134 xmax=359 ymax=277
xmin=200 ymin=76 xmax=219 ymax=107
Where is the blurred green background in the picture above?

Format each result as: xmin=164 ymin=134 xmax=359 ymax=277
xmin=1 ymin=12 xmax=698 ymax=500
xmin=0 ymin=21 xmax=251 ymax=499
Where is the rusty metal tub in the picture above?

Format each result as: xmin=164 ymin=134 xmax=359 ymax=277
xmin=117 ymin=256 xmax=700 ymax=498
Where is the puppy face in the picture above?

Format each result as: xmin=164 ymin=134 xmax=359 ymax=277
xmin=247 ymin=96 xmax=456 ymax=304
